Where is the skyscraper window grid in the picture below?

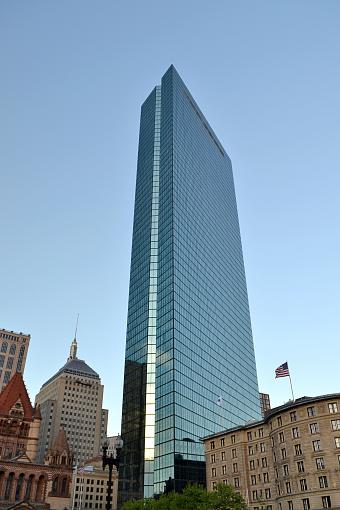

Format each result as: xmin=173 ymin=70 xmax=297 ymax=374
xmin=119 ymin=66 xmax=260 ymax=503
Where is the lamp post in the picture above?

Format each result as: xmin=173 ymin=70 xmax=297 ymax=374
xmin=102 ymin=436 xmax=123 ymax=510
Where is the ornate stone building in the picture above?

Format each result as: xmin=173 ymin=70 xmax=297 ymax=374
xmin=0 ymin=372 xmax=73 ymax=509
xmin=203 ymin=394 xmax=340 ymax=510
xmin=0 ymin=329 xmax=30 ymax=391
xmin=0 ymin=373 xmax=41 ymax=461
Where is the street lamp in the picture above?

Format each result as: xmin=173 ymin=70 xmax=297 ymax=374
xmin=102 ymin=436 xmax=123 ymax=510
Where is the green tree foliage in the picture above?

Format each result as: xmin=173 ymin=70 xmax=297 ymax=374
xmin=121 ymin=483 xmax=248 ymax=510
xmin=208 ymin=484 xmax=248 ymax=510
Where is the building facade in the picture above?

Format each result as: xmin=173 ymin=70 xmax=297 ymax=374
xmin=106 ymin=436 xmax=121 ymax=458
xmin=0 ymin=373 xmax=41 ymax=462
xmin=71 ymin=456 xmax=118 ymax=510
xmin=119 ymin=65 xmax=261 ymax=503
xmin=0 ymin=329 xmax=30 ymax=390
xmin=35 ymin=337 xmax=108 ymax=465
xmin=203 ymin=393 xmax=340 ymax=510
xmin=0 ymin=375 xmax=73 ymax=509
xmin=260 ymin=393 xmax=271 ymax=418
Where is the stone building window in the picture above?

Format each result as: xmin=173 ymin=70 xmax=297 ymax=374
xmin=295 ymin=444 xmax=302 ymax=455
xmin=322 ymin=496 xmax=331 ymax=508
xmin=328 ymin=403 xmax=338 ymax=413
xmin=331 ymin=419 xmax=340 ymax=431
xmin=313 ymin=440 xmax=321 ymax=451
xmin=307 ymin=406 xmax=316 ymax=417
xmin=5 ymin=472 xmax=14 ymax=499
xmin=310 ymin=423 xmax=319 ymax=434
xmin=292 ymin=427 xmax=300 ymax=438
xmin=292 ymin=458 xmax=301 ymax=473
xmin=316 ymin=457 xmax=325 ymax=470
xmin=300 ymin=479 xmax=307 ymax=491
xmin=302 ymin=498 xmax=310 ymax=510
xmin=15 ymin=473 xmax=25 ymax=500
xmin=319 ymin=476 xmax=328 ymax=488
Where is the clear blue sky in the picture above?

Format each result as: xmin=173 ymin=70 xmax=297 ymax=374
xmin=1 ymin=1 xmax=339 ymax=435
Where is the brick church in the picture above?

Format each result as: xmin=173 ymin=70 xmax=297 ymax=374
xmin=0 ymin=372 xmax=73 ymax=509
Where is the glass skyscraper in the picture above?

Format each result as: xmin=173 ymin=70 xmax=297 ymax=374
xmin=119 ymin=65 xmax=260 ymax=504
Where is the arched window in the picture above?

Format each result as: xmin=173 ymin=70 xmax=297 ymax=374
xmin=25 ymin=474 xmax=34 ymax=500
xmin=1 ymin=342 xmax=8 ymax=353
xmin=5 ymin=472 xmax=14 ymax=500
xmin=61 ymin=477 xmax=68 ymax=496
xmin=15 ymin=473 xmax=25 ymax=500
xmin=9 ymin=343 xmax=16 ymax=355
xmin=52 ymin=476 xmax=59 ymax=495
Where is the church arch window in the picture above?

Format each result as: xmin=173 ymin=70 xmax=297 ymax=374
xmin=15 ymin=473 xmax=25 ymax=500
xmin=61 ymin=476 xmax=68 ymax=496
xmin=25 ymin=474 xmax=34 ymax=500
xmin=52 ymin=476 xmax=59 ymax=495
xmin=5 ymin=472 xmax=15 ymax=500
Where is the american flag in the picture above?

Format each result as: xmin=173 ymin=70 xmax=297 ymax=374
xmin=275 ymin=362 xmax=290 ymax=378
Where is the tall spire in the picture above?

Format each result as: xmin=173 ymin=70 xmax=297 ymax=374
xmin=68 ymin=314 xmax=79 ymax=361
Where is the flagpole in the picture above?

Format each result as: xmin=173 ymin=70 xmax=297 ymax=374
xmin=287 ymin=362 xmax=295 ymax=401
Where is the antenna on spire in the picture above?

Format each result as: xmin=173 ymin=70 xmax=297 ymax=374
xmin=74 ymin=313 xmax=79 ymax=340
xmin=68 ymin=314 xmax=79 ymax=361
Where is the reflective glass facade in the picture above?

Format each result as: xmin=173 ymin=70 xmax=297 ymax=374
xmin=119 ymin=66 xmax=261 ymax=504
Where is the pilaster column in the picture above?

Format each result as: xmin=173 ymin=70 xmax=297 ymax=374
xmin=0 ymin=474 xmax=7 ymax=499
xmin=31 ymin=480 xmax=38 ymax=502
xmin=19 ymin=476 xmax=28 ymax=501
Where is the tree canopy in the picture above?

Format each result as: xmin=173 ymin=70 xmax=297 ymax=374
xmin=121 ymin=483 xmax=249 ymax=510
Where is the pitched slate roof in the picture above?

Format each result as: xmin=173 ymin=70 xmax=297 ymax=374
xmin=42 ymin=358 xmax=99 ymax=388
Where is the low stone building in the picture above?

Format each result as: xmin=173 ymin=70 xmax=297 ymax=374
xmin=71 ymin=456 xmax=118 ymax=510
xmin=203 ymin=393 xmax=340 ymax=510
xmin=0 ymin=372 xmax=73 ymax=509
